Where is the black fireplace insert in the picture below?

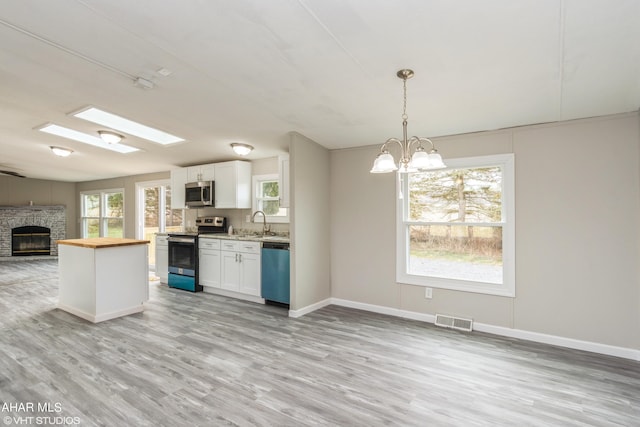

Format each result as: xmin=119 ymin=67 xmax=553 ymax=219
xmin=11 ymin=225 xmax=51 ymax=256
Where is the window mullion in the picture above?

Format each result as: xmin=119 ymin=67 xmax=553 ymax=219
xmin=100 ymin=193 xmax=105 ymax=237
xmin=404 ymin=220 xmax=505 ymax=227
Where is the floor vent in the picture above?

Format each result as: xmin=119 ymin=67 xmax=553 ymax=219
xmin=434 ymin=314 xmax=473 ymax=332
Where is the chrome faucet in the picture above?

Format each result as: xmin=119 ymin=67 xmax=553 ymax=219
xmin=251 ymin=210 xmax=271 ymax=236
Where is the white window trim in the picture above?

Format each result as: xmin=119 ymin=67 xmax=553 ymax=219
xmin=396 ymin=154 xmax=515 ymax=297
xmin=252 ymin=174 xmax=289 ymax=223
xmin=135 ymin=179 xmax=171 ymax=239
xmin=80 ymin=188 xmax=125 ymax=238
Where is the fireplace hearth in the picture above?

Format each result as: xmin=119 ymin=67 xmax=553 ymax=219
xmin=12 ymin=226 xmax=51 ymax=256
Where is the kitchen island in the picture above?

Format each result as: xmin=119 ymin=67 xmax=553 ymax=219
xmin=57 ymin=237 xmax=150 ymax=323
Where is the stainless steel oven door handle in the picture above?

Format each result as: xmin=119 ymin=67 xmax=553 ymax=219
xmin=168 ymin=237 xmax=196 ymax=243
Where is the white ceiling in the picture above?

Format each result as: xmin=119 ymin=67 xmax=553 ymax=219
xmin=1 ymin=0 xmax=639 ymax=182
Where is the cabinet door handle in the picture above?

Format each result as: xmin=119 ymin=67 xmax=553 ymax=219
xmin=235 ymin=253 xmax=238 ymax=262
xmin=239 ymin=254 xmax=242 ymax=263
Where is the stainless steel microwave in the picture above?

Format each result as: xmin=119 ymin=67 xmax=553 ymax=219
xmin=185 ymin=181 xmax=214 ymax=208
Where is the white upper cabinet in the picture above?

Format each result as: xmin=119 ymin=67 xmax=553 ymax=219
xmin=171 ymin=160 xmax=251 ymax=209
xmin=278 ymin=154 xmax=290 ymax=208
xmin=214 ymin=161 xmax=252 ymax=209
xmin=170 ymin=168 xmax=188 ymax=209
xmin=187 ymin=164 xmax=215 ymax=182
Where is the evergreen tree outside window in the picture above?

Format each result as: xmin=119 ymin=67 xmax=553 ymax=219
xmin=253 ymin=174 xmax=289 ymax=223
xmin=81 ymin=189 xmax=125 ymax=238
xmin=397 ymin=154 xmax=515 ymax=296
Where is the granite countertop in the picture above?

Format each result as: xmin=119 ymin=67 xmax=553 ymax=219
xmin=57 ymin=238 xmax=150 ymax=249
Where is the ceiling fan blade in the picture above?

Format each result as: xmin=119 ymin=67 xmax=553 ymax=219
xmin=0 ymin=170 xmax=27 ymax=178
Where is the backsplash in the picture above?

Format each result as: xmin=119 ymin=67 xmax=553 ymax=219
xmin=183 ymin=207 xmax=289 ymax=236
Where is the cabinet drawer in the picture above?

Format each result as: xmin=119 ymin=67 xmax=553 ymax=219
xmin=199 ymin=239 xmax=221 ymax=250
xmin=220 ymin=241 xmax=239 ymax=252
xmin=238 ymin=241 xmax=260 ymax=254
xmin=156 ymin=235 xmax=168 ymax=246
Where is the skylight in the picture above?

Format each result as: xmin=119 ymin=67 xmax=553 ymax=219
xmin=38 ymin=124 xmax=140 ymax=154
xmin=72 ymin=107 xmax=184 ymax=145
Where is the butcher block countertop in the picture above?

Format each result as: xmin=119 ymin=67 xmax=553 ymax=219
xmin=57 ymin=237 xmax=150 ymax=248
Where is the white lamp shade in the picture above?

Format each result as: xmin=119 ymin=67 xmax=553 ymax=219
xmin=50 ymin=146 xmax=73 ymax=157
xmin=427 ymin=152 xmax=446 ymax=169
xmin=98 ymin=130 xmax=123 ymax=144
xmin=231 ymin=143 xmax=253 ymax=156
xmin=370 ymin=152 xmax=397 ymax=173
xmin=410 ymin=149 xmax=430 ymax=170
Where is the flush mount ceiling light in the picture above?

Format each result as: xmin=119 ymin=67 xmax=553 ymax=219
xmin=72 ymin=107 xmax=184 ymax=145
xmin=98 ymin=130 xmax=123 ymax=144
xmin=231 ymin=143 xmax=254 ymax=156
xmin=50 ymin=146 xmax=73 ymax=157
xmin=370 ymin=69 xmax=446 ymax=173
xmin=38 ymin=124 xmax=139 ymax=154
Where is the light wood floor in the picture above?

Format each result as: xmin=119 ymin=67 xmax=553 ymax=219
xmin=1 ymin=259 xmax=639 ymax=426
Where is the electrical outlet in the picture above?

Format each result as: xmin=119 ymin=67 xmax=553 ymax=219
xmin=425 ymin=287 xmax=433 ymax=299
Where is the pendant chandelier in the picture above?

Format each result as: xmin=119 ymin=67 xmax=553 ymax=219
xmin=370 ymin=69 xmax=446 ymax=173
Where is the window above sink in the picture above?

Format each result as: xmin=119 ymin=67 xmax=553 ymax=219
xmin=253 ymin=174 xmax=289 ymax=223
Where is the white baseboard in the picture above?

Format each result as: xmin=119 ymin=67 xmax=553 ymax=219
xmin=291 ymin=297 xmax=640 ymax=362
xmin=288 ymin=298 xmax=332 ymax=318
xmin=58 ymin=303 xmax=145 ymax=324
xmin=330 ymin=298 xmax=437 ymax=323
xmin=473 ymin=322 xmax=640 ymax=362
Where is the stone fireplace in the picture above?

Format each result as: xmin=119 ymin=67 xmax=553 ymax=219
xmin=0 ymin=205 xmax=66 ymax=257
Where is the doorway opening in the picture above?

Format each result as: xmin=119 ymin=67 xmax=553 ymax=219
xmin=136 ymin=180 xmax=183 ymax=269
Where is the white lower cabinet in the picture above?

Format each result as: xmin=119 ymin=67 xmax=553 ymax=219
xmin=238 ymin=251 xmax=261 ymax=296
xmin=220 ymin=240 xmax=261 ymax=297
xmin=201 ymin=239 xmax=261 ymax=299
xmin=155 ymin=234 xmax=168 ymax=284
xmin=220 ymin=249 xmax=240 ymax=291
xmin=199 ymin=239 xmax=221 ymax=289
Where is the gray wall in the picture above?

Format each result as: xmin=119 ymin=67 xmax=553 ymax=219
xmin=331 ymin=113 xmax=640 ymax=350
xmin=290 ymin=132 xmax=331 ymax=310
xmin=0 ymin=176 xmax=77 ymax=239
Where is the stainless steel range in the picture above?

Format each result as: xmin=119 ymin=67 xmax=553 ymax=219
xmin=167 ymin=216 xmax=227 ymax=292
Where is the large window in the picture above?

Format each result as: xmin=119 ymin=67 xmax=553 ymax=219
xmin=397 ymin=154 xmax=514 ymax=296
xmin=81 ymin=189 xmax=124 ymax=238
xmin=252 ymin=174 xmax=289 ymax=223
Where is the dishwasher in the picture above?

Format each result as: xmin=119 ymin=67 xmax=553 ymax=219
xmin=261 ymin=242 xmax=290 ymax=305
